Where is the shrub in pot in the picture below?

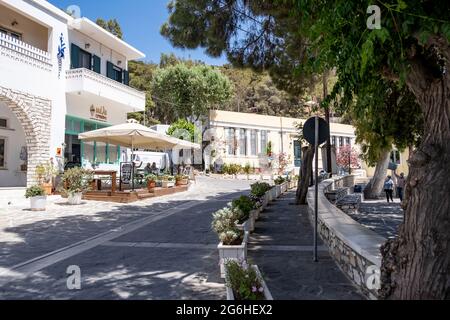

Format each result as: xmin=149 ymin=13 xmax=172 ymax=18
xmin=232 ymin=196 xmax=256 ymax=230
xmin=59 ymin=167 xmax=93 ymax=205
xmin=250 ymin=182 xmax=272 ymax=198
xmin=175 ymin=174 xmax=189 ymax=186
xmin=35 ymin=160 xmax=58 ymax=195
xmin=25 ymin=185 xmax=47 ymax=211
xmin=145 ymin=174 xmax=157 ymax=191
xmin=224 ymin=260 xmax=273 ymax=300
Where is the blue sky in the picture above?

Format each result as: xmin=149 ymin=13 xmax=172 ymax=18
xmin=48 ymin=0 xmax=228 ymax=65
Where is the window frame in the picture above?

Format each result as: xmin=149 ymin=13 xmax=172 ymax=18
xmin=0 ymin=118 xmax=7 ymax=129
xmin=0 ymin=26 xmax=22 ymax=40
xmin=0 ymin=136 xmax=7 ymax=169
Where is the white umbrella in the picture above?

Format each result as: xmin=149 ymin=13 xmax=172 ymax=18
xmin=78 ymin=122 xmax=200 ymax=150
xmin=78 ymin=122 xmax=200 ymax=190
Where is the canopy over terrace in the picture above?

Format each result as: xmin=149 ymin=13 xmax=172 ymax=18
xmin=78 ymin=122 xmax=200 ymax=150
xmin=78 ymin=122 xmax=200 ymax=191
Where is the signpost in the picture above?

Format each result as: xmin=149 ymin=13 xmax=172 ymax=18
xmin=303 ymin=116 xmax=329 ymax=262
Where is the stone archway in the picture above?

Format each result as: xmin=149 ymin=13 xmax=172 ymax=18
xmin=0 ymin=86 xmax=52 ymax=187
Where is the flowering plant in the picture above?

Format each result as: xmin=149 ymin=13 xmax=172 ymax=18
xmin=211 ymin=206 xmax=243 ymax=245
xmin=225 ymin=259 xmax=265 ymax=300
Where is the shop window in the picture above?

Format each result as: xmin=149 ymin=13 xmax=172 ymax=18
xmin=96 ymin=142 xmax=107 ymax=163
xmin=390 ymin=150 xmax=401 ymax=165
xmin=239 ymin=129 xmax=247 ymax=156
xmin=83 ymin=141 xmax=95 ymax=165
xmin=260 ymin=130 xmax=268 ymax=154
xmin=225 ymin=128 xmax=236 ymax=155
xmin=0 ymin=138 xmax=5 ymax=168
xmin=346 ymin=137 xmax=351 ymax=146
xmin=250 ymin=130 xmax=257 ymax=156
xmin=109 ymin=145 xmax=119 ymax=164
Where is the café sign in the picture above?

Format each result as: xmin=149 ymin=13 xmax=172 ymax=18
xmin=90 ymin=105 xmax=108 ymax=122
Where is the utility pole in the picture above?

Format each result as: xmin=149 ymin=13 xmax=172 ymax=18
xmin=323 ymin=71 xmax=332 ymax=177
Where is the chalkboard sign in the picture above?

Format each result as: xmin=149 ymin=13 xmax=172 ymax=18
xmin=121 ymin=163 xmax=133 ymax=184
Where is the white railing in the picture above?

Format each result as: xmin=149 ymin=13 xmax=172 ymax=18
xmin=0 ymin=33 xmax=52 ymax=71
xmin=65 ymin=68 xmax=145 ymax=100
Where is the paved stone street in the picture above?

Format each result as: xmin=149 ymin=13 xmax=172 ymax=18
xmin=249 ymin=192 xmax=364 ymax=300
xmin=346 ymin=200 xmax=404 ymax=239
xmin=0 ymin=177 xmax=251 ymax=299
xmin=0 ymin=178 xmax=363 ymax=300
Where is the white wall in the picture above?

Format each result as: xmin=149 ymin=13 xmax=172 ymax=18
xmin=66 ymin=94 xmax=128 ymax=125
xmin=0 ymin=0 xmax=71 ymax=169
xmin=0 ymin=102 xmax=27 ymax=187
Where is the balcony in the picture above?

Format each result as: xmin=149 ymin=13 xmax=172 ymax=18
xmin=0 ymin=32 xmax=52 ymax=71
xmin=66 ymin=68 xmax=145 ymax=112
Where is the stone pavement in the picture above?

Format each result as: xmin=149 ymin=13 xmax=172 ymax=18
xmin=248 ymin=191 xmax=364 ymax=300
xmin=0 ymin=177 xmax=252 ymax=299
xmin=346 ymin=199 xmax=404 ymax=239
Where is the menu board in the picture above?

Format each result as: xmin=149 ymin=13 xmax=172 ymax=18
xmin=121 ymin=163 xmax=133 ymax=184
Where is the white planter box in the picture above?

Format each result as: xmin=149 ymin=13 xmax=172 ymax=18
xmin=251 ymin=208 xmax=260 ymax=221
xmin=281 ymin=182 xmax=288 ymax=193
xmin=275 ymin=185 xmax=281 ymax=197
xmin=161 ymin=181 xmax=175 ymax=188
xmin=218 ymin=232 xmax=249 ymax=278
xmin=67 ymin=192 xmax=83 ymax=205
xmin=236 ymin=219 xmax=251 ymax=232
xmin=225 ymin=265 xmax=273 ymax=300
xmin=271 ymin=188 xmax=277 ymax=199
xmin=30 ymin=196 xmax=47 ymax=211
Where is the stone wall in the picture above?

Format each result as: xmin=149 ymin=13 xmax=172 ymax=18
xmin=0 ymin=86 xmax=52 ymax=186
xmin=307 ymin=175 xmax=386 ymax=300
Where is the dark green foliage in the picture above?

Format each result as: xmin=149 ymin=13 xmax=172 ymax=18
xmin=232 ymin=195 xmax=255 ymax=217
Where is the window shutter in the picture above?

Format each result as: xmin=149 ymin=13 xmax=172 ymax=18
xmin=123 ymin=70 xmax=129 ymax=85
xmin=93 ymin=55 xmax=101 ymax=73
xmin=70 ymin=43 xmax=80 ymax=69
xmin=106 ymin=61 xmax=114 ymax=79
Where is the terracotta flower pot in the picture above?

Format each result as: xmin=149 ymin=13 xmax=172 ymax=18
xmin=42 ymin=182 xmax=52 ymax=196
xmin=147 ymin=180 xmax=156 ymax=192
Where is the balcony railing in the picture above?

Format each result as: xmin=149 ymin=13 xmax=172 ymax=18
xmin=0 ymin=32 xmax=52 ymax=71
xmin=66 ymin=68 xmax=145 ymax=110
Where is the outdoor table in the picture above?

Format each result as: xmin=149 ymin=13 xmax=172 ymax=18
xmin=91 ymin=170 xmax=117 ymax=193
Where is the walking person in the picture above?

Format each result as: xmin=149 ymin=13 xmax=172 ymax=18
xmin=394 ymin=170 xmax=406 ymax=202
xmin=384 ymin=176 xmax=394 ymax=203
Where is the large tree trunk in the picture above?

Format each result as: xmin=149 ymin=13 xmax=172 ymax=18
xmin=380 ymin=48 xmax=450 ymax=299
xmin=363 ymin=150 xmax=390 ymax=199
xmin=296 ymin=146 xmax=315 ymax=205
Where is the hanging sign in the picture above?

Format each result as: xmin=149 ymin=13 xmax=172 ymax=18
xmin=90 ymin=105 xmax=108 ymax=122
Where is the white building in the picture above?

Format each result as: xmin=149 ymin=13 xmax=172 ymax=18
xmin=0 ymin=0 xmax=145 ymax=187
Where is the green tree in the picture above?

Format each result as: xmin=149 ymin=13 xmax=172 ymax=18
xmin=151 ymin=63 xmax=233 ymax=123
xmin=96 ymin=18 xmax=123 ymax=39
xmin=162 ymin=0 xmax=450 ymax=299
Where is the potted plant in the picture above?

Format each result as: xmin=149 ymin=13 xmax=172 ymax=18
xmin=25 ymin=185 xmax=47 ymax=211
xmin=59 ymin=167 xmax=93 ymax=205
xmin=175 ymin=174 xmax=189 ymax=186
xmin=212 ymin=207 xmax=249 ymax=278
xmin=161 ymin=175 xmax=175 ymax=188
xmin=35 ymin=160 xmax=58 ymax=195
xmin=145 ymin=174 xmax=157 ymax=192
xmin=232 ymin=196 xmax=256 ymax=232
xmin=224 ymin=259 xmax=273 ymax=300
xmin=251 ymin=182 xmax=272 ymax=208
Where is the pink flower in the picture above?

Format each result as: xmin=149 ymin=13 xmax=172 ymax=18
xmin=258 ymin=287 xmax=264 ymax=293
xmin=252 ymin=286 xmax=257 ymax=293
